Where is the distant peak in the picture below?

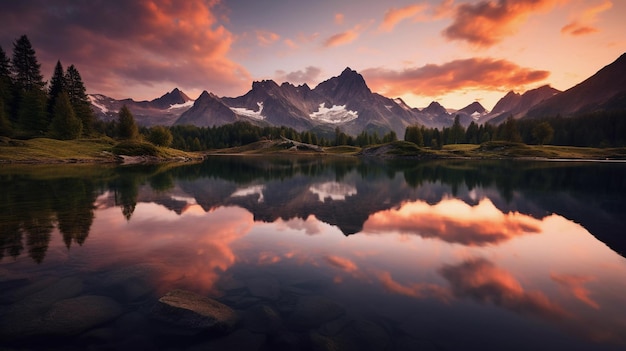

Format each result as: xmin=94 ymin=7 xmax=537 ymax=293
xmin=171 ymin=87 xmax=180 ymax=93
xmin=341 ymin=67 xmax=357 ymax=76
xmin=252 ymin=79 xmax=279 ymax=90
xmin=427 ymin=101 xmax=443 ymax=107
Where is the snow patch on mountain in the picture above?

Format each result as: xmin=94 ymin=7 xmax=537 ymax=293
xmin=89 ymin=95 xmax=109 ymax=114
xmin=231 ymin=185 xmax=265 ymax=203
xmin=394 ymin=98 xmax=412 ymax=111
xmin=309 ymin=103 xmax=358 ymax=124
xmin=168 ymin=100 xmax=195 ymax=110
xmin=309 ymin=182 xmax=357 ymax=202
xmin=230 ymin=102 xmax=265 ymax=120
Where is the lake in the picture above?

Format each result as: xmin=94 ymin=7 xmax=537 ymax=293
xmin=1 ymin=156 xmax=626 ymax=350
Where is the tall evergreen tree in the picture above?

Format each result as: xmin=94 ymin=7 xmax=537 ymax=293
xmin=12 ymin=35 xmax=47 ymax=135
xmin=11 ymin=35 xmax=45 ymax=92
xmin=47 ymin=60 xmax=65 ymax=124
xmin=117 ymin=105 xmax=138 ymax=140
xmin=50 ymin=92 xmax=82 ymax=140
xmin=0 ymin=46 xmax=13 ymax=135
xmin=48 ymin=61 xmax=65 ymax=103
xmin=65 ymin=65 xmax=94 ymax=136
xmin=448 ymin=115 xmax=465 ymax=144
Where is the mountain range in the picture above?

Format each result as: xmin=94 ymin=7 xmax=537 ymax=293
xmin=89 ymin=52 xmax=626 ymax=136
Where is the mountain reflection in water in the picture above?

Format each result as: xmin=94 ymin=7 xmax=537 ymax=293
xmin=1 ymin=157 xmax=625 ymax=350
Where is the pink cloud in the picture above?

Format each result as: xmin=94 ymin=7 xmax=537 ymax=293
xmin=440 ymin=258 xmax=568 ymax=319
xmin=323 ymin=24 xmax=363 ymax=47
xmin=379 ymin=4 xmax=428 ymax=32
xmin=335 ymin=13 xmax=345 ymax=25
xmin=443 ymin=0 xmax=564 ymax=47
xmin=551 ymin=273 xmax=599 ymax=309
xmin=256 ymin=30 xmax=281 ymax=46
xmin=362 ymin=57 xmax=549 ymax=97
xmin=363 ymin=198 xmax=543 ymax=246
xmin=561 ymin=1 xmax=612 ymax=36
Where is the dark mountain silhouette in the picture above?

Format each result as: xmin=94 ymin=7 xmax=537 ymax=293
xmin=526 ymin=53 xmax=626 ymax=118
xmin=483 ymin=85 xmax=561 ymax=124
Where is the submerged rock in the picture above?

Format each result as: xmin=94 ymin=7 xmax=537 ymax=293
xmin=0 ymin=294 xmax=122 ymax=340
xmin=152 ymin=289 xmax=239 ymax=333
xmin=243 ymin=304 xmax=283 ymax=333
xmin=41 ymin=295 xmax=123 ymax=336
xmin=288 ymin=295 xmax=345 ymax=329
xmin=310 ymin=319 xmax=392 ymax=351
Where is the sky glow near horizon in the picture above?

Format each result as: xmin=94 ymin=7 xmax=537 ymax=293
xmin=0 ymin=0 xmax=624 ymax=110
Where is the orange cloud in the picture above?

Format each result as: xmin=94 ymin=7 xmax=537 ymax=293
xmin=377 ymin=271 xmax=451 ymax=301
xmin=256 ymin=30 xmax=281 ymax=46
xmin=362 ymin=57 xmax=549 ymax=97
xmin=325 ymin=255 xmax=358 ymax=273
xmin=379 ymin=4 xmax=428 ymax=32
xmin=551 ymin=273 xmax=599 ymax=309
xmin=0 ymin=1 xmax=251 ymax=99
xmin=323 ymin=24 xmax=362 ymax=47
xmin=363 ymin=198 xmax=542 ymax=246
xmin=335 ymin=13 xmax=345 ymax=25
xmin=440 ymin=258 xmax=567 ymax=319
xmin=443 ymin=0 xmax=564 ymax=47
xmin=561 ymin=1 xmax=612 ymax=36
xmin=91 ymin=204 xmax=254 ymax=295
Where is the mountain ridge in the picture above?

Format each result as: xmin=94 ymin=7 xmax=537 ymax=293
xmin=89 ymin=52 xmax=626 ymax=133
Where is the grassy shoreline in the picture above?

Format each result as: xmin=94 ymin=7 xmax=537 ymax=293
xmin=0 ymin=137 xmax=204 ymax=164
xmin=2 ymin=137 xmax=626 ymax=164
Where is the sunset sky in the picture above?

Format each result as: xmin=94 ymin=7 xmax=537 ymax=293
xmin=1 ymin=0 xmax=624 ymax=110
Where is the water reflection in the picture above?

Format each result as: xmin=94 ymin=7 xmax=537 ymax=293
xmin=1 ymin=158 xmax=626 ymax=350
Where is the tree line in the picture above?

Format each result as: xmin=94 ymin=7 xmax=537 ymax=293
xmin=0 ymin=35 xmax=94 ymax=139
xmin=404 ymin=113 xmax=625 ymax=148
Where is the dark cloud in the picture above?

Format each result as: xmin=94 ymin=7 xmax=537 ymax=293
xmin=362 ymin=57 xmax=549 ymax=97
xmin=275 ymin=66 xmax=321 ymax=85
xmin=442 ymin=0 xmax=562 ymax=47
xmin=0 ymin=0 xmax=250 ymax=98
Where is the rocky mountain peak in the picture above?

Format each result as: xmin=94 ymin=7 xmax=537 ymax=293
xmin=422 ymin=101 xmax=448 ymax=115
xmin=459 ymin=101 xmax=487 ymax=115
xmin=150 ymin=87 xmax=192 ymax=109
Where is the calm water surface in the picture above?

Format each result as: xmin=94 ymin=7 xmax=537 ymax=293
xmin=1 ymin=157 xmax=626 ymax=350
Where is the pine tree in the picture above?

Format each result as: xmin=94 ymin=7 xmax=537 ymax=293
xmin=47 ymin=60 xmax=65 ymax=122
xmin=0 ymin=46 xmax=13 ymax=135
xmin=448 ymin=115 xmax=465 ymax=144
xmin=48 ymin=61 xmax=65 ymax=102
xmin=50 ymin=92 xmax=82 ymax=140
xmin=11 ymin=35 xmax=45 ymax=92
xmin=12 ymin=35 xmax=47 ymax=135
xmin=117 ymin=105 xmax=138 ymax=140
xmin=65 ymin=65 xmax=94 ymax=136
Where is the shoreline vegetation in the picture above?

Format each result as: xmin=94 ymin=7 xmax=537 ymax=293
xmin=2 ymin=136 xmax=626 ymax=164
